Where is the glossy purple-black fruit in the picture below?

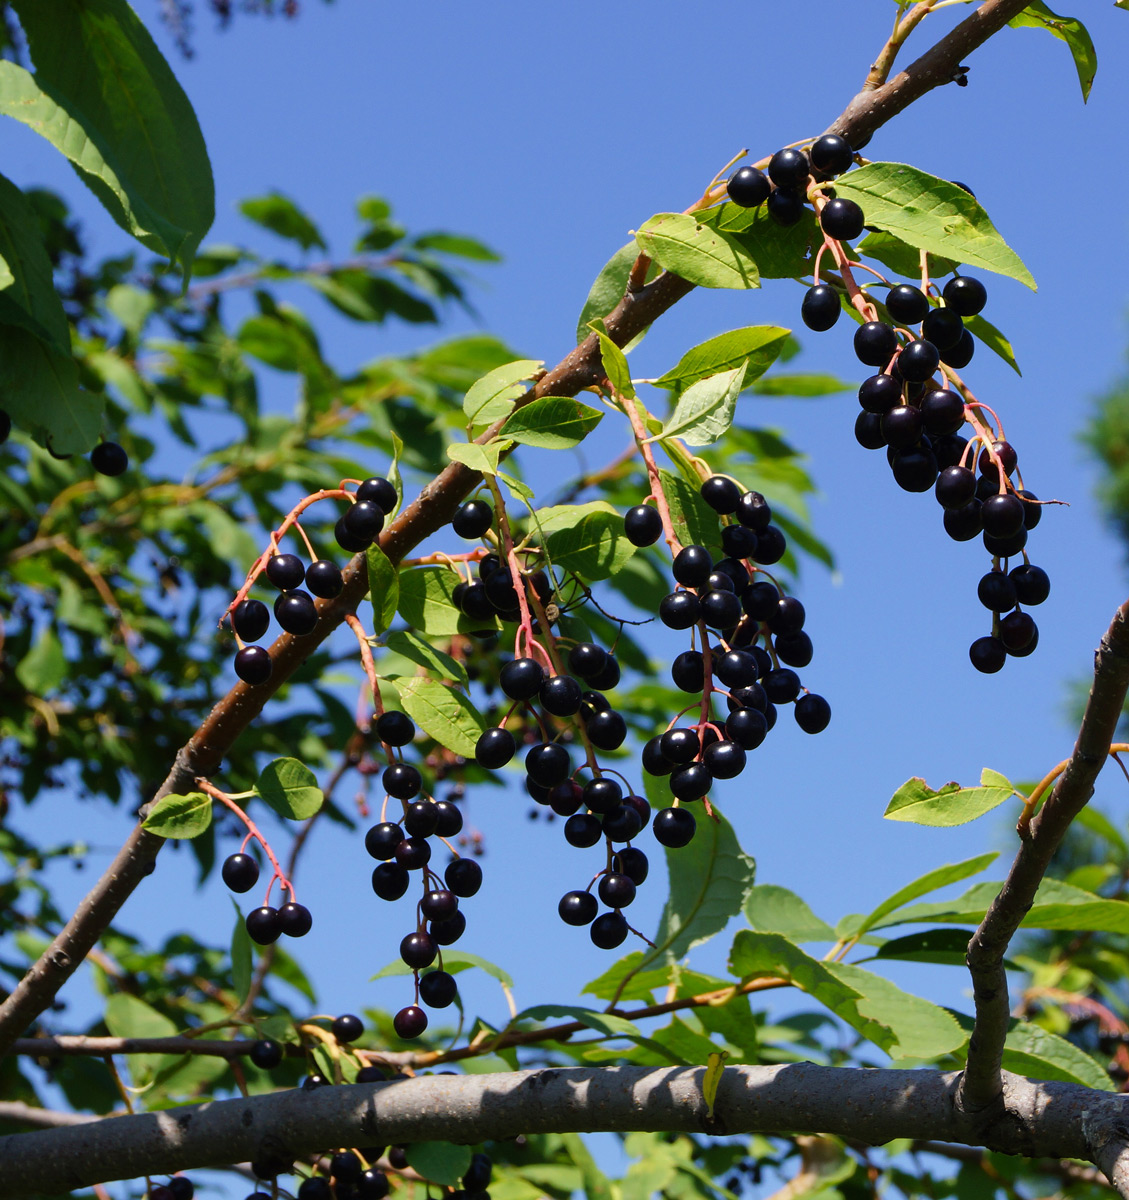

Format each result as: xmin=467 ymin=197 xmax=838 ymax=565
xmin=1001 ymin=611 xmax=1037 ymax=652
xmin=433 ymin=800 xmax=463 ymax=837
xmin=233 ymin=598 xmax=270 ymax=642
xmin=273 ymin=590 xmax=318 ymax=635
xmin=699 ymin=589 xmax=742 ymax=630
xmin=603 ymin=804 xmax=644 ymax=842
xmin=642 ymin=735 xmax=673 ymax=776
xmin=246 ymin=906 xmax=282 ymax=945
xmin=763 ymin=668 xmax=801 ymax=704
xmin=357 ymin=476 xmax=397 ymax=511
xmin=933 ymin=433 xmax=970 ymax=470
xmin=590 ymin=910 xmax=629 ymax=950
xmin=394 ymin=836 xmax=431 ymax=871
xmin=459 ymin=582 xmax=495 ymax=621
xmin=728 ymin=682 xmax=768 ymax=711
xmin=588 ymin=655 xmax=621 ymax=691
xmin=452 ymin=500 xmax=494 ymax=539
xmin=278 ymin=902 xmax=312 ymax=937
xmin=794 ymin=694 xmax=831 ymax=734
xmin=940 ymin=328 xmax=975 ymax=369
xmin=266 ymin=553 xmax=305 ymax=591
xmin=475 ymin=726 xmax=516 ymax=769
xmin=421 ymin=888 xmax=459 ymax=922
xmin=404 ymin=801 xmax=439 ymax=839
xmin=587 ymin=709 xmax=627 ymax=751
xmin=305 ymin=559 xmax=343 ymax=599
xmin=234 ymin=646 xmax=272 ymax=686
xmin=393 ymin=1006 xmax=428 ymax=1039
xmin=981 ymin=492 xmax=1025 ymax=539
xmin=922 ymin=307 xmax=964 ymax=352
xmin=660 ymin=727 xmax=700 ymax=766
xmin=91 ymin=441 xmax=129 ymax=476
xmin=583 ymin=777 xmax=623 ymax=815
xmin=445 ymin=858 xmax=483 ymax=897
xmin=1017 ymin=489 xmax=1042 ymax=530
xmin=624 ymin=504 xmax=663 ymax=547
xmin=853 ymin=322 xmax=898 ymax=368
xmin=897 ymin=339 xmax=940 ymax=382
xmin=598 ymin=873 xmax=636 ymax=908
xmin=768 ymin=148 xmax=810 ymax=188
xmin=500 ymin=657 xmax=545 ymax=701
xmin=727 ymin=166 xmax=771 ymax=207
xmin=885 ymin=285 xmax=929 ymax=325
xmin=752 ymin=525 xmax=786 ymax=565
xmin=736 ymin=491 xmax=772 ymax=531
xmin=944 ymin=499 xmax=983 ymax=541
xmin=564 ymin=812 xmax=603 ymax=848
xmin=371 ymin=862 xmax=409 ymax=901
xmin=983 ymin=526 xmax=1027 ymax=558
xmin=742 ymin=580 xmax=779 ymax=620
xmin=766 ymin=188 xmax=805 ymax=226
xmin=222 ymin=853 xmax=259 ymax=893
xmin=357 ymin=1168 xmax=392 ymax=1199
xmin=921 ymin=388 xmax=965 ymax=435
xmin=672 ymin=545 xmax=713 ymax=587
xmin=891 ymin=445 xmax=939 ymax=493
xmin=382 ymin=762 xmax=422 ymax=801
xmin=701 ymin=475 xmax=742 ymax=514
xmin=375 ymin=710 xmax=415 ymax=747
xmin=365 ymin=822 xmax=403 ymax=861
xmin=331 ymin=1013 xmax=363 ymax=1044
xmin=942 ymin=275 xmax=987 ymax=316
xmin=721 ymin=523 xmax=759 ymax=560
xmin=568 ymin=642 xmax=608 ymax=680
xmin=526 ymin=742 xmax=572 ymax=788
xmin=820 ymin=197 xmax=864 ymax=241
xmin=660 ymin=590 xmax=700 ymax=630
xmin=653 ymin=807 xmax=696 ymax=848
xmin=671 ymin=649 xmax=705 ymax=692
xmin=857 ymin=373 xmax=900 ymax=415
xmin=801 ymin=284 xmax=841 ymax=332
xmin=250 ymin=1039 xmax=283 ymax=1069
xmin=726 ymin=708 xmax=767 ymax=750
xmin=703 ymin=740 xmax=746 ymax=779
xmin=669 ymin=762 xmax=712 ymax=801
xmin=810 ymin=134 xmax=853 ymax=176
xmin=773 ymin=630 xmax=813 ymax=668
xmin=969 ymin=635 xmax=1007 ymax=674
xmin=614 ymin=846 xmax=650 ymax=885
xmin=419 ymin=969 xmax=458 ymax=1008
xmin=855 ymin=411 xmax=886 ymax=450
xmin=540 ymin=674 xmax=583 ymax=716
xmin=1010 ymin=564 xmax=1050 ymax=606
xmin=400 ymin=932 xmax=437 ymax=970
xmin=881 ymin=405 xmax=922 ymax=449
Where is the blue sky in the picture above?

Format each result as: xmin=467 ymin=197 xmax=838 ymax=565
xmin=10 ymin=1 xmax=1129 ymax=1182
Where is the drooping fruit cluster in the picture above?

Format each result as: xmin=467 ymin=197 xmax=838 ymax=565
xmin=221 ymin=844 xmax=313 ymax=946
xmin=728 ymin=135 xmax=1050 ymax=671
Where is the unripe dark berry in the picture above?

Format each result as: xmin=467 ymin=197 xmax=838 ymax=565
xmin=653 ymin=807 xmax=696 ymax=847
xmin=305 ymin=559 xmax=343 ymax=599
xmin=357 ymin=476 xmax=397 ymax=510
xmin=266 ymin=553 xmax=305 ymax=591
xmin=942 ymin=275 xmax=987 ymax=316
xmin=624 ymin=504 xmax=663 ymax=547
xmin=820 ymin=197 xmax=864 ymax=241
xmin=420 ymin=969 xmax=458 ymax=1008
xmin=794 ymin=693 xmax=832 ymax=734
xmin=801 ymin=284 xmax=840 ymax=332
xmin=885 ymin=285 xmax=929 ymax=325
xmin=233 ymin=598 xmax=270 ymax=642
xmin=727 ymin=166 xmax=771 ymax=207
xmin=273 ymin=590 xmax=318 ymax=636
xmin=234 ymin=646 xmax=272 ymax=686
xmin=91 ymin=441 xmax=129 ymax=476
xmin=452 ymin=500 xmax=494 ymax=538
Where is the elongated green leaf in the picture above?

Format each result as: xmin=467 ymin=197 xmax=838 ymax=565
xmin=395 ymin=677 xmax=485 ymax=756
xmin=141 ymin=792 xmax=213 ymax=839
xmin=407 ymin=1144 xmax=474 ymax=1186
xmin=658 ymin=468 xmax=722 ymax=552
xmin=654 ymin=364 xmax=747 ymax=447
xmin=884 ymin=768 xmax=1016 ymax=826
xmin=744 ymin=884 xmax=836 ymax=942
xmin=581 ymin=951 xmax=671 ymax=1003
xmin=561 ymin=1133 xmax=614 ymax=1200
xmin=0 ymin=172 xmax=70 ymax=356
xmin=873 ymin=928 xmax=979 ymax=967
xmin=1009 ymin=3 xmax=1096 ymax=102
xmin=700 ymin=203 xmax=819 ymax=278
xmin=589 ymin=320 xmax=635 ymax=400
xmin=16 ymin=627 xmax=66 ymax=692
xmin=964 ymin=312 xmax=1021 ymax=375
xmin=397 ymin=566 xmax=492 ymax=636
xmin=516 ymin=1005 xmax=639 ymax=1038
xmin=239 ymin=192 xmax=326 ymax=250
xmin=447 ymin=439 xmax=508 ymax=476
xmin=856 ymin=230 xmax=959 ymax=280
xmin=655 ymin=327 xmax=789 ymax=393
xmin=367 ymin=544 xmax=400 ymax=636
xmin=1002 ymin=1021 xmax=1113 ymax=1090
xmin=7 ymin=0 xmax=214 ymax=273
xmin=384 ymin=629 xmax=468 ymax=687
xmin=463 ymin=358 xmax=542 ymax=426
xmin=256 ymin=758 xmax=324 ymax=820
xmin=499 ymin=397 xmax=603 ymax=449
xmin=751 ymin=373 xmax=854 ymax=397
xmin=536 ymin=501 xmax=637 ymax=582
xmin=372 ymin=950 xmax=514 ymax=989
xmin=0 ymin=324 xmax=98 ymax=454
xmin=230 ymin=902 xmax=252 ymax=1005
xmin=104 ymin=993 xmax=176 ymax=1086
xmin=855 ymin=852 xmax=999 ymax=937
xmin=833 ymin=164 xmax=1035 ymax=290
xmin=636 ymin=213 xmax=759 ymax=289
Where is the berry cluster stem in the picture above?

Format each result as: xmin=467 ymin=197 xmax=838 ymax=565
xmin=617 ymin=392 xmax=683 ymax=558
xmin=483 ymin=474 xmax=548 ymax=666
xmin=196 ymin=778 xmax=295 ymax=905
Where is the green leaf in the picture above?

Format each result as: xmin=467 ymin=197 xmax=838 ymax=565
xmin=104 ymin=993 xmax=177 ymax=1085
xmin=700 ymin=202 xmax=819 ymax=279
xmin=447 ymin=439 xmax=510 ymax=475
xmin=1009 ymin=3 xmax=1096 ymax=102
xmin=141 ymin=792 xmax=214 ymax=840
xmin=744 ymin=885 xmax=836 ymax=943
xmin=576 ymin=241 xmax=657 ymax=344
xmin=582 ymin=951 xmax=671 ymax=1003
xmin=750 ymin=373 xmax=854 ymax=398
xmin=15 ymin=627 xmax=66 ymax=692
xmin=0 ymin=324 xmax=97 ymax=455
xmin=256 ymin=758 xmax=324 ymax=821
xmin=873 ymin=928 xmax=980 ymax=967
xmin=395 ymin=677 xmax=485 ymax=757
xmin=884 ymin=769 xmax=1016 ymax=826
xmin=635 ymin=212 xmax=760 ymax=290
xmin=964 ymin=312 xmax=1021 ymax=375
xmin=499 ymin=397 xmax=604 ymax=449
xmin=6 ymin=0 xmax=214 ymax=274
xmin=855 ymin=852 xmax=999 ymax=938
xmin=239 ymin=192 xmax=326 ymax=250
xmin=588 ymin=319 xmax=635 ymax=400
xmin=561 ymin=1133 xmax=614 ymax=1200
xmin=407 ymin=1143 xmax=474 ymax=1186
xmin=832 ymin=164 xmax=1035 ymax=290
xmin=655 ymin=327 xmax=789 ymax=393
xmin=367 ymin=544 xmax=400 ymax=637
xmin=653 ymin=364 xmax=747 ymax=447
xmin=371 ymin=950 xmax=514 ymax=989
xmin=231 ymin=902 xmax=252 ymax=1005
xmin=384 ymin=630 xmax=468 ymax=687
xmin=535 ymin=501 xmax=637 ymax=582
xmin=0 ymin=171 xmax=71 ymax=356
xmin=1000 ymin=1021 xmax=1113 ymax=1090
xmin=463 ymin=358 xmax=542 ymax=427
xmin=856 ymin=230 xmax=959 ymax=280
xmin=657 ymin=468 xmax=721 ymax=552
xmin=413 ymin=232 xmax=500 ymax=261
xmin=397 ymin=566 xmax=492 ymax=637
xmin=516 ymin=1005 xmax=640 ymax=1038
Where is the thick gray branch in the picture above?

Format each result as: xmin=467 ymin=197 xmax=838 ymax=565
xmin=0 ymin=1065 xmax=1126 ymax=1196
xmin=1087 ymin=1109 xmax=1129 ymax=1200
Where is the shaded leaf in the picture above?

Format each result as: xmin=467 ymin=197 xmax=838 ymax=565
xmin=256 ymin=758 xmax=324 ymax=821
xmin=516 ymin=1005 xmax=639 ymax=1038
xmin=15 ymin=627 xmax=65 ymax=692
xmin=407 ymin=1143 xmax=474 ymax=1186
xmin=856 ymin=230 xmax=959 ymax=280
xmin=397 ymin=566 xmax=492 ymax=637
xmin=655 ymin=327 xmax=789 ymax=394
xmin=367 ymin=544 xmax=400 ymax=637
xmin=231 ymin=902 xmax=252 ymax=1005
xmin=536 ymin=501 xmax=637 ymax=582
xmin=654 ymin=364 xmax=747 ymax=447
xmin=0 ymin=171 xmax=70 ymax=355
xmin=239 ymin=192 xmax=326 ymax=250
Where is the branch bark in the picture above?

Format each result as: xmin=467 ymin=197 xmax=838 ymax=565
xmin=0 ymin=1065 xmax=1121 ymax=1197
xmin=958 ymin=598 xmax=1129 ymax=1119
xmin=0 ymin=0 xmax=1037 ymax=1056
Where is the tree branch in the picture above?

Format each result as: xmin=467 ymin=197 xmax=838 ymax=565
xmin=0 ymin=1102 xmax=98 ymax=1130
xmin=0 ymin=1065 xmax=1122 ymax=1196
xmin=0 ymin=0 xmax=1040 ymax=1058
xmin=958 ymin=597 xmax=1129 ymax=1118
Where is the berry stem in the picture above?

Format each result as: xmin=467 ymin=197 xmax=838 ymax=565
xmin=345 ymin=614 xmax=387 ymax=721
xmin=810 ymin=194 xmax=878 ymax=322
xmin=617 ymin=392 xmax=683 ymax=558
xmin=482 ymin=474 xmax=549 ymax=667
xmin=197 ymin=778 xmax=295 ymax=906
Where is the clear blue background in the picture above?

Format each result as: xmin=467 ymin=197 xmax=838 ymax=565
xmin=8 ymin=2 xmax=1129 ymax=1192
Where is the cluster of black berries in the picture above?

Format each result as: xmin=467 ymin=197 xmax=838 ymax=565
xmin=148 ymin=1177 xmax=194 ymax=1200
xmin=221 ymin=849 xmax=313 ymax=944
xmin=364 ymin=709 xmax=474 ymax=1039
xmin=294 ymin=1148 xmax=392 ymax=1200
xmin=246 ymin=1012 xmax=364 ymax=1075
xmin=726 ymin=134 xmax=857 ymax=228
xmin=230 ymin=475 xmax=396 ymax=686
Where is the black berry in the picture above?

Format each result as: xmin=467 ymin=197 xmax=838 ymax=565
xmin=897 ymin=339 xmax=940 ymax=382
xmin=1010 ymin=564 xmax=1050 ymax=606
xmin=372 ymin=862 xmax=410 ymax=901
xmin=91 ymin=441 xmax=128 ymax=476
xmin=885 ymin=285 xmax=929 ymax=325
xmin=820 ymin=197 xmax=864 ymax=241
xmin=393 ymin=1005 xmax=428 ymax=1039
xmin=357 ymin=476 xmax=397 ymax=510
xmin=653 ymin=807 xmax=696 ymax=847
xmin=700 ymin=476 xmax=742 ymax=514
xmin=727 ymin=166 xmax=771 ymax=207
xmin=590 ymin=911 xmax=629 ymax=949
xmin=767 ymin=188 xmax=805 ymax=226
xmin=278 ymin=902 xmax=312 ymax=937
xmin=305 ymin=560 xmax=343 ymax=599
xmin=376 ymin=710 xmax=415 ymax=747
xmin=420 ymin=969 xmax=458 ymax=1008
xmin=559 ymin=890 xmax=598 ymax=926
xmin=382 ymin=762 xmax=422 ymax=800
xmin=568 ymin=642 xmax=608 ymax=679
xmin=624 ymin=504 xmax=663 ymax=546
xmin=969 ymin=635 xmax=1006 ymax=674
xmin=801 ymin=284 xmax=840 ymax=332
xmin=333 ymin=1013 xmax=363 ymax=1043
xmin=233 ymin=598 xmax=270 ymax=642
xmin=476 ymin=726 xmax=516 ymax=769
xmin=660 ymin=590 xmax=700 ymax=630
xmin=273 ymin=590 xmax=318 ymax=635
xmin=922 ymin=307 xmax=964 ymax=352
xmin=365 ymin=822 xmax=404 ymax=861
xmin=445 ymin=858 xmax=483 ymax=897
xmin=942 ymin=275 xmax=987 ymax=316
xmin=344 ymin=500 xmax=385 ymax=541
xmin=245 ymin=906 xmax=282 ymax=945
xmin=266 ymin=553 xmax=305 ymax=591
xmin=810 ymin=134 xmax=853 ymax=176
xmin=768 ymin=148 xmax=810 ymax=188
xmin=452 ymin=500 xmax=494 ymax=539
xmin=249 ymin=1039 xmax=283 ymax=1069
xmin=794 ymin=694 xmax=831 ymax=733
xmin=234 ymin=646 xmax=272 ymax=686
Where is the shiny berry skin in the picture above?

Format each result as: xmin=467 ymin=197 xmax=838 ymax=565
xmin=543 ymin=780 xmax=580 ymax=817
xmin=233 ymin=598 xmax=270 ymax=642
xmin=335 ymin=515 xmax=370 ymax=553
xmin=624 ymin=504 xmax=663 ymax=547
xmin=767 ymin=187 xmax=806 ymax=226
xmin=940 ymin=328 xmax=975 ymax=369
xmin=858 ymin=373 xmax=901 ymax=414
xmin=421 ymin=889 xmax=459 ymax=922
xmin=357 ymin=476 xmax=397 ymax=510
xmin=721 ymin=523 xmax=758 ymax=560
xmin=91 ymin=441 xmax=129 ymax=476
xmin=672 ymin=545 xmax=713 ymax=587
xmin=726 ymin=165 xmax=771 ymax=207
xmin=660 ymin=727 xmax=699 ymax=766
xmin=1017 ymin=489 xmax=1042 ymax=530
xmin=979 ymin=439 xmax=1018 ymax=481
xmin=969 ymin=635 xmax=1006 ymax=674
xmin=371 ymin=862 xmax=410 ymax=901
xmin=978 ymin=571 xmax=1017 ymax=612
xmin=801 ymin=284 xmax=840 ymax=332
xmin=458 ymin=582 xmax=494 ymax=621
xmin=810 ymin=134 xmax=853 ymax=176
xmin=332 ymin=1152 xmax=363 ymax=1183
xmin=250 ymin=1039 xmax=283 ymax=1069
xmin=670 ymin=763 xmax=712 ymax=801
xmin=921 ymin=388 xmax=965 ymax=435
xmin=749 ymin=526 xmax=784 ymax=567
xmin=500 ymin=657 xmax=545 ymax=700
xmin=394 ymin=836 xmax=431 ymax=871
xmin=820 ymin=197 xmax=864 ymax=241
xmin=540 ymin=674 xmax=583 ymax=716
xmin=726 ymin=708 xmax=767 ymax=750
xmin=598 ymin=872 xmax=636 ymax=908
xmin=400 ymin=932 xmax=437 ymax=969
xmin=614 ymin=846 xmax=650 ymax=885
xmin=273 ymin=590 xmax=318 ymax=636
xmin=671 ymin=649 xmax=705 ymax=692
xmin=568 ymin=642 xmax=608 ymax=679
xmin=1010 ymin=564 xmax=1050 ymax=606
xmin=653 ymin=807 xmax=696 ymax=848
xmin=763 ymin=668 xmax=800 ymax=704
xmin=736 ymin=491 xmax=772 ymax=531
xmin=526 ymin=742 xmax=572 ymax=787
xmin=897 ymin=339 xmax=940 ymax=382
xmin=433 ymin=800 xmax=463 ymax=837
xmin=944 ymin=499 xmax=983 ymax=541
xmin=365 ymin=822 xmax=404 ymax=860
xmin=278 ymin=902 xmax=312 ymax=937
xmin=583 ymin=777 xmax=623 ymax=814
xmin=246 ymin=906 xmax=282 ymax=945
xmin=701 ymin=475 xmax=742 ymax=514
xmin=419 ymin=969 xmax=458 ymax=1009
xmin=603 ymin=804 xmax=643 ymax=842
xmin=579 ymin=690 xmax=611 ymax=719
xmin=703 ymin=740 xmax=746 ymax=779
xmin=234 ymin=646 xmax=273 ymax=686
xmin=0 ymin=410 xmax=8 ymax=443
xmin=393 ymin=1005 xmax=428 ymax=1039
xmin=559 ymin=890 xmax=598 ymax=926
xmin=588 ymin=655 xmax=621 ymax=691
xmin=587 ymin=709 xmax=627 ymax=751
xmin=452 ymin=500 xmax=494 ymax=539
xmin=728 ymin=682 xmax=768 ymax=711
xmin=382 ymin=763 xmax=422 ymax=800
xmin=376 ymin=711 xmax=415 ymax=747
xmin=768 ymin=147 xmax=810 ymax=188
xmin=774 ymin=631 xmax=813 ymax=668
xmin=332 ymin=1013 xmax=363 ymax=1043
xmin=564 ymin=812 xmax=603 ymax=847
xmin=793 ymin=694 xmax=830 ymax=734
xmin=167 ymin=1178 xmax=194 ymax=1200
xmin=934 ymin=433 xmax=970 ymax=470
xmin=855 ymin=411 xmax=886 ymax=450
xmin=942 ymin=275 xmax=987 ymax=316
xmin=404 ymin=801 xmax=439 ymax=838
xmin=476 ymin=726 xmax=516 ymax=769
xmin=357 ymin=1170 xmax=391 ymax=1199
xmin=983 ymin=526 xmax=1027 ymax=558
xmin=660 ymin=591 xmax=700 ymax=630
xmin=714 ymin=650 xmax=758 ymax=689
xmin=854 ymin=322 xmax=898 ymax=367
xmin=642 ymin=736 xmax=672 ymax=776
xmin=981 ymin=493 xmax=1025 ymax=539
xmin=590 ymin=910 xmax=629 ymax=950
xmin=345 ymin=500 xmax=385 ymax=541
xmin=885 ymin=285 xmax=929 ymax=325
xmin=1000 ymin=611 xmax=1037 ymax=652
xmin=921 ymin=307 xmax=964 ymax=352
xmin=305 ymin=559 xmax=343 ymax=599
xmin=891 ymin=446 xmax=939 ymax=493
xmin=881 ymin=405 xmax=922 ymax=449
xmin=699 ymin=589 xmax=742 ymax=631
xmin=266 ymin=553 xmax=305 ymax=591
xmin=445 ymin=858 xmax=483 ymax=897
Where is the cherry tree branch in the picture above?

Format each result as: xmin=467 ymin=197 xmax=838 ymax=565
xmin=0 ymin=1065 xmax=1124 ymax=1196
xmin=0 ymin=0 xmax=1036 ymax=1058
xmin=958 ymin=597 xmax=1129 ymax=1118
